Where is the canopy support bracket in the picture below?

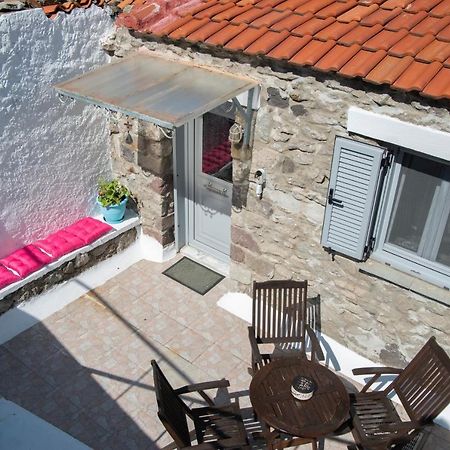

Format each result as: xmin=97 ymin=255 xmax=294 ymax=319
xmin=232 ymin=87 xmax=256 ymax=147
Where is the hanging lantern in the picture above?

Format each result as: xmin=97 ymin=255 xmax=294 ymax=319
xmin=228 ymin=122 xmax=244 ymax=144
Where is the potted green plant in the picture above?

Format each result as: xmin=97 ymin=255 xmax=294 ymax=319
xmin=97 ymin=179 xmax=130 ymax=224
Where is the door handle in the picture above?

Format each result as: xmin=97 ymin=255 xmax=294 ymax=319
xmin=328 ymin=188 xmax=343 ymax=206
xmin=205 ymin=182 xmax=228 ymax=196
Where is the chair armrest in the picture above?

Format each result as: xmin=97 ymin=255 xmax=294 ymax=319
xmin=175 ymin=379 xmax=230 ymax=395
xmin=380 ymin=420 xmax=423 ymax=433
xmin=352 ymin=366 xmax=403 ymax=393
xmin=305 ymin=324 xmax=324 ymax=362
xmin=352 ymin=367 xmax=403 ymax=376
xmin=176 ymin=379 xmax=230 ymax=406
xmin=248 ymin=326 xmax=263 ymax=365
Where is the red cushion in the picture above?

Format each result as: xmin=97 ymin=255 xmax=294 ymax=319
xmin=0 ymin=265 xmax=20 ymax=289
xmin=0 ymin=245 xmax=53 ymax=278
xmin=63 ymin=217 xmax=113 ymax=245
xmin=34 ymin=230 xmax=86 ymax=259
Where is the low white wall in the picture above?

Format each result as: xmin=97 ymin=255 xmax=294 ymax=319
xmin=0 ymin=7 xmax=114 ymax=258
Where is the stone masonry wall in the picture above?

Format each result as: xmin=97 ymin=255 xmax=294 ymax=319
xmin=0 ymin=228 xmax=137 ymax=316
xmin=108 ymin=28 xmax=450 ymax=366
xmin=110 ymin=115 xmax=175 ymax=247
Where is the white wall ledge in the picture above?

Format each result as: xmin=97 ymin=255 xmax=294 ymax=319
xmin=347 ymin=107 xmax=450 ymax=162
xmin=0 ymin=210 xmax=140 ymax=301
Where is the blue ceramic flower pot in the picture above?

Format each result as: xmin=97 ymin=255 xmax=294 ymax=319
xmin=97 ymin=197 xmax=128 ymax=224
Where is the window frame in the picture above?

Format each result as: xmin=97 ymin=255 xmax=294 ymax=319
xmin=372 ymin=147 xmax=450 ymax=289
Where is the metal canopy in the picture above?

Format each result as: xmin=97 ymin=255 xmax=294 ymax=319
xmin=54 ymin=54 xmax=258 ymax=129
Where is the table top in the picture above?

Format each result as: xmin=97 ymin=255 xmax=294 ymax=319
xmin=249 ymin=357 xmax=350 ymax=439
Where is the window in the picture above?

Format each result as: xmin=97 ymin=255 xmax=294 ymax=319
xmin=322 ymin=137 xmax=450 ymax=289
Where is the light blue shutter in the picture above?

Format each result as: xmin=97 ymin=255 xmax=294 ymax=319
xmin=321 ymin=137 xmax=386 ymax=261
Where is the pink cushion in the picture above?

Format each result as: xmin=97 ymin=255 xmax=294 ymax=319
xmin=34 ymin=230 xmax=86 ymax=259
xmin=63 ymin=217 xmax=113 ymax=245
xmin=0 ymin=265 xmax=20 ymax=289
xmin=0 ymin=245 xmax=53 ymax=278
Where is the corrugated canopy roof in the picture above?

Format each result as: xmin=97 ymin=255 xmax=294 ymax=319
xmin=54 ymin=53 xmax=257 ymax=128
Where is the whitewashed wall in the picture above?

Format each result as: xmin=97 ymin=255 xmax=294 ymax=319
xmin=0 ymin=7 xmax=114 ymax=258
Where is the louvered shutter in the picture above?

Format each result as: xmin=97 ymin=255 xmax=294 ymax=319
xmin=321 ymin=137 xmax=386 ymax=261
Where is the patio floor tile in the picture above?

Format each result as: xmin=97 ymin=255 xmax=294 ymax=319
xmin=1 ymin=259 xmax=449 ymax=450
xmin=166 ymin=326 xmax=213 ymax=363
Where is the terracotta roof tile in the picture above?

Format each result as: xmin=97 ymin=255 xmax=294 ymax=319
xmin=380 ymin=0 xmax=412 ymax=10
xmin=122 ymin=0 xmax=450 ymax=100
xmin=206 ymin=22 xmax=248 ymax=45
xmin=360 ymin=6 xmax=402 ymax=26
xmin=186 ymin=20 xmax=228 ymax=42
xmin=212 ymin=5 xmax=252 ymax=21
xmin=315 ymin=1 xmax=358 ymax=19
xmin=151 ymin=15 xmax=193 ymax=37
xmin=385 ymin=11 xmax=428 ymax=31
xmin=416 ymin=39 xmax=450 ymax=63
xmin=184 ymin=0 xmax=221 ymax=18
xmin=392 ymin=60 xmax=442 ymax=91
xmin=271 ymin=12 xmax=314 ymax=31
xmin=410 ymin=16 xmax=450 ymax=37
xmin=245 ymin=29 xmax=290 ymax=54
xmin=438 ymin=24 xmax=450 ymax=42
xmin=267 ymin=34 xmax=313 ymax=58
xmin=338 ymin=23 xmax=383 ymax=46
xmin=315 ymin=20 xmax=359 ymax=41
xmin=430 ymin=0 xmax=450 ymax=19
xmin=225 ymin=25 xmax=268 ymax=50
xmin=314 ymin=43 xmax=360 ymax=71
xmin=406 ymin=0 xmax=443 ymax=14
xmin=339 ymin=48 xmax=387 ymax=77
xmin=422 ymin=67 xmax=450 ymax=99
xmin=275 ymin=0 xmax=310 ymax=11
xmin=42 ymin=4 xmax=59 ymax=14
xmin=289 ymin=39 xmax=336 ymax=65
xmin=194 ymin=2 xmax=235 ymax=19
xmin=231 ymin=5 xmax=271 ymax=24
xmin=337 ymin=4 xmax=378 ymax=23
xmin=388 ymin=33 xmax=435 ymax=57
xmin=294 ymin=0 xmax=335 ymax=15
xmin=251 ymin=9 xmax=292 ymax=27
xmin=364 ymin=54 xmax=413 ymax=84
xmin=362 ymin=28 xmax=408 ymax=51
xmin=169 ymin=17 xmax=210 ymax=40
xmin=255 ymin=0 xmax=287 ymax=7
xmin=292 ymin=16 xmax=335 ymax=37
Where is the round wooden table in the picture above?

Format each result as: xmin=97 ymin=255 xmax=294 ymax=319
xmin=250 ymin=357 xmax=350 ymax=442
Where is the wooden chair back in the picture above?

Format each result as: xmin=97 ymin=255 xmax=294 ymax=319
xmin=391 ymin=337 xmax=450 ymax=423
xmin=252 ymin=280 xmax=308 ymax=345
xmin=151 ymin=360 xmax=192 ymax=448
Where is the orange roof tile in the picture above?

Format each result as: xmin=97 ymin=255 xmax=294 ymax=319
xmin=267 ymin=34 xmax=313 ymax=58
xmin=290 ymin=38 xmax=336 ymax=65
xmin=423 ymin=67 xmax=450 ymax=99
xmin=245 ymin=29 xmax=290 ymax=54
xmin=364 ymin=54 xmax=413 ymax=84
xmin=117 ymin=0 xmax=450 ymax=100
xmin=422 ymin=67 xmax=450 ymax=99
xmin=339 ymin=48 xmax=387 ymax=77
xmin=338 ymin=23 xmax=383 ymax=45
xmin=314 ymin=43 xmax=360 ymax=71
xmin=392 ymin=60 xmax=441 ymax=91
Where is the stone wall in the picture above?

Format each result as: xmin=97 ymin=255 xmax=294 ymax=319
xmin=108 ymin=28 xmax=450 ymax=366
xmin=0 ymin=228 xmax=137 ymax=315
xmin=110 ymin=115 xmax=175 ymax=246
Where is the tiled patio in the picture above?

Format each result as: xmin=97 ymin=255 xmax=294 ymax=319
xmin=0 ymin=258 xmax=448 ymax=449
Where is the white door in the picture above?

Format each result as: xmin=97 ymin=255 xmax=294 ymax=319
xmin=187 ymin=109 xmax=233 ymax=261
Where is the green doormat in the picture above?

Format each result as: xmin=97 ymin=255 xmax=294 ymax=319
xmin=162 ymin=257 xmax=225 ymax=295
